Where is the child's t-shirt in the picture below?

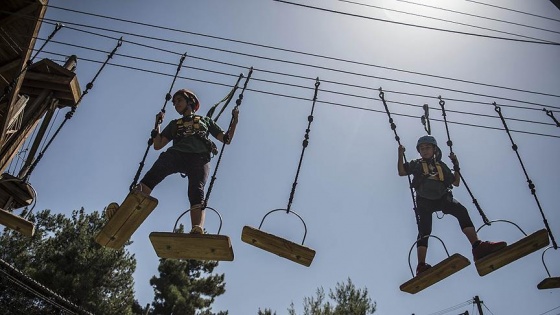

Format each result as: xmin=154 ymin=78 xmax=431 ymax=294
xmin=406 ymin=159 xmax=454 ymax=200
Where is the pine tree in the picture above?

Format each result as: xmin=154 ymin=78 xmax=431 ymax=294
xmin=264 ymin=278 xmax=376 ymax=315
xmin=149 ymin=257 xmax=228 ymax=315
xmin=0 ymin=208 xmax=139 ymax=315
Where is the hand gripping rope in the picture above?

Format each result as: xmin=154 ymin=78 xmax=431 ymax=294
xmin=378 ymin=88 xmax=417 ymax=211
xmin=202 ymin=67 xmax=253 ymax=209
xmin=129 ymin=52 xmax=187 ymax=191
xmin=0 ymin=23 xmax=64 ymax=105
xmin=494 ymin=102 xmax=557 ymax=249
xmin=543 ymin=108 xmax=560 ymax=128
xmin=205 ymin=73 xmax=244 ymax=121
xmin=23 ymin=37 xmax=123 ymax=183
xmin=439 ymin=96 xmax=491 ymax=226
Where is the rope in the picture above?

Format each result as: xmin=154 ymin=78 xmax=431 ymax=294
xmin=0 ymin=258 xmax=92 ymax=314
xmin=286 ymin=78 xmax=320 ymax=213
xmin=493 ymin=102 xmax=557 ymax=249
xmin=205 ymin=73 xmax=243 ymax=121
xmin=378 ymin=88 xmax=417 ymax=211
xmin=0 ymin=23 xmax=63 ymax=105
xmin=439 ymin=96 xmax=491 ymax=225
xmin=203 ymin=68 xmax=252 ymax=207
xmin=129 ymin=52 xmax=187 ymax=191
xmin=421 ymin=104 xmax=431 ymax=135
xmin=543 ymin=108 xmax=560 ymax=127
xmin=22 ymin=37 xmax=123 ymax=182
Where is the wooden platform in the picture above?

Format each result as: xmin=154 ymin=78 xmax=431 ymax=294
xmin=0 ymin=173 xmax=34 ymax=209
xmin=149 ymin=232 xmax=234 ymax=261
xmin=95 ymin=191 xmax=158 ymax=249
xmin=241 ymin=225 xmax=315 ymax=267
xmin=475 ymin=229 xmax=550 ymax=276
xmin=537 ymin=277 xmax=560 ymax=290
xmin=400 ymin=253 xmax=470 ymax=294
xmin=0 ymin=208 xmax=34 ymax=236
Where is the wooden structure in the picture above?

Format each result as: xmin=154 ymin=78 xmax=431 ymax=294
xmin=400 ymin=253 xmax=470 ymax=294
xmin=241 ymin=225 xmax=316 ymax=267
xmin=95 ymin=191 xmax=158 ymax=249
xmin=537 ymin=246 xmax=560 ymax=290
xmin=475 ymin=229 xmax=550 ymax=276
xmin=150 ymin=232 xmax=234 ymax=261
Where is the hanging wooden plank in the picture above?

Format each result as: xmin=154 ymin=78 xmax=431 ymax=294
xmin=537 ymin=277 xmax=560 ymax=290
xmin=0 ymin=208 xmax=34 ymax=236
xmin=400 ymin=253 xmax=470 ymax=294
xmin=95 ymin=190 xmax=158 ymax=249
xmin=0 ymin=173 xmax=34 ymax=209
xmin=149 ymin=232 xmax=234 ymax=261
xmin=241 ymin=225 xmax=315 ymax=267
xmin=475 ymin=229 xmax=550 ymax=276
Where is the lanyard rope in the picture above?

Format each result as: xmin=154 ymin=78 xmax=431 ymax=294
xmin=129 ymin=52 xmax=187 ymax=191
xmin=22 ymin=38 xmax=123 ymax=182
xmin=286 ymin=78 xmax=320 ymax=213
xmin=203 ymin=68 xmax=253 ymax=207
xmin=494 ymin=102 xmax=557 ymax=249
xmin=205 ymin=73 xmax=244 ymax=121
xmin=0 ymin=23 xmax=64 ymax=105
xmin=421 ymin=104 xmax=431 ymax=135
xmin=378 ymin=88 xmax=417 ymax=210
xmin=543 ymin=108 xmax=560 ymax=127
xmin=439 ymin=96 xmax=491 ymax=225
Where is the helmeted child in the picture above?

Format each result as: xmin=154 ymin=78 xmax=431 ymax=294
xmin=107 ymin=88 xmax=239 ymax=234
xmin=397 ymin=135 xmax=506 ymax=275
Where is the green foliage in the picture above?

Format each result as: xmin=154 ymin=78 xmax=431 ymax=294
xmin=149 ymin=257 xmax=228 ymax=315
xmin=267 ymin=278 xmax=376 ymax=315
xmin=0 ymin=208 xmax=138 ymax=315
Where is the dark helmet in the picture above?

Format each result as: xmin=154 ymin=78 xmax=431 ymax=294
xmin=417 ymin=135 xmax=442 ymax=161
xmin=173 ymin=89 xmax=200 ymax=112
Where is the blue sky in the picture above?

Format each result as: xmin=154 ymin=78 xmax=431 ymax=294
xmin=6 ymin=0 xmax=560 ymax=314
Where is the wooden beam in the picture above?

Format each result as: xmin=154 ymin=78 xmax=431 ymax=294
xmin=0 ymin=208 xmax=35 ymax=236
xmin=475 ymin=229 xmax=550 ymax=276
xmin=95 ymin=191 xmax=158 ymax=249
xmin=538 ymin=277 xmax=560 ymax=290
xmin=150 ymin=232 xmax=234 ymax=261
xmin=400 ymin=253 xmax=471 ymax=294
xmin=241 ymin=225 xmax=316 ymax=267
xmin=0 ymin=2 xmax=39 ymax=28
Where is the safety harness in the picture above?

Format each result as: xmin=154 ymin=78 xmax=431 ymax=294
xmin=420 ymin=160 xmax=444 ymax=182
xmin=174 ymin=115 xmax=218 ymax=155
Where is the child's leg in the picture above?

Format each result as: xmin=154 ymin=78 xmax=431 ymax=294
xmin=441 ymin=195 xmax=477 ymax=245
xmin=415 ymin=198 xmax=434 ymax=264
xmin=185 ymin=154 xmax=210 ymax=230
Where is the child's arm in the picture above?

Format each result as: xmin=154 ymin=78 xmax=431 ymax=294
xmin=216 ymin=107 xmax=239 ymax=144
xmin=450 ymin=152 xmax=461 ymax=186
xmin=397 ymin=145 xmax=408 ymax=176
xmin=152 ymin=112 xmax=171 ymax=150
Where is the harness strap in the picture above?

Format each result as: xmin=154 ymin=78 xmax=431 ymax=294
xmin=421 ymin=160 xmax=444 ymax=182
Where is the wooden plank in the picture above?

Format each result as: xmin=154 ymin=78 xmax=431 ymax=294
xmin=0 ymin=173 xmax=34 ymax=208
xmin=0 ymin=208 xmax=34 ymax=236
xmin=537 ymin=277 xmax=560 ymax=290
xmin=95 ymin=191 xmax=158 ymax=249
xmin=241 ymin=225 xmax=315 ymax=267
xmin=149 ymin=232 xmax=234 ymax=261
xmin=475 ymin=229 xmax=550 ymax=276
xmin=400 ymin=253 xmax=471 ymax=294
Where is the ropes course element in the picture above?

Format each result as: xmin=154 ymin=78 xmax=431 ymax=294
xmin=537 ymin=246 xmax=560 ymax=289
xmin=543 ymin=108 xmax=560 ymax=127
xmin=241 ymin=78 xmax=320 ymax=267
xmin=378 ymin=88 xmax=416 ymax=211
xmin=439 ymin=96 xmax=490 ymax=225
xmin=22 ymin=38 xmax=123 ymax=183
xmin=493 ymin=103 xmax=557 ymax=250
xmin=205 ymin=73 xmax=243 ymax=121
xmin=0 ymin=258 xmax=92 ymax=315
xmin=129 ymin=52 xmax=187 ymax=191
xmin=149 ymin=68 xmax=253 ymax=261
xmin=421 ymin=104 xmax=431 ymax=135
xmin=0 ymin=23 xmax=63 ymax=105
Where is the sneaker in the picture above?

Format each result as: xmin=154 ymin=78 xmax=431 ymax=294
xmin=416 ymin=262 xmax=432 ymax=275
xmin=472 ymin=240 xmax=507 ymax=261
xmin=190 ymin=225 xmax=204 ymax=234
xmin=105 ymin=202 xmax=119 ymax=220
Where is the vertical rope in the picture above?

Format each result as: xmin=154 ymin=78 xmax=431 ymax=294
xmin=129 ymin=52 xmax=187 ymax=191
xmin=494 ymin=102 xmax=557 ymax=249
xmin=378 ymin=88 xmax=417 ymax=211
xmin=286 ymin=78 xmax=320 ymax=213
xmin=421 ymin=104 xmax=431 ymax=135
xmin=438 ymin=96 xmax=490 ymax=225
xmin=22 ymin=38 xmax=123 ymax=182
xmin=203 ymin=68 xmax=253 ymax=207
